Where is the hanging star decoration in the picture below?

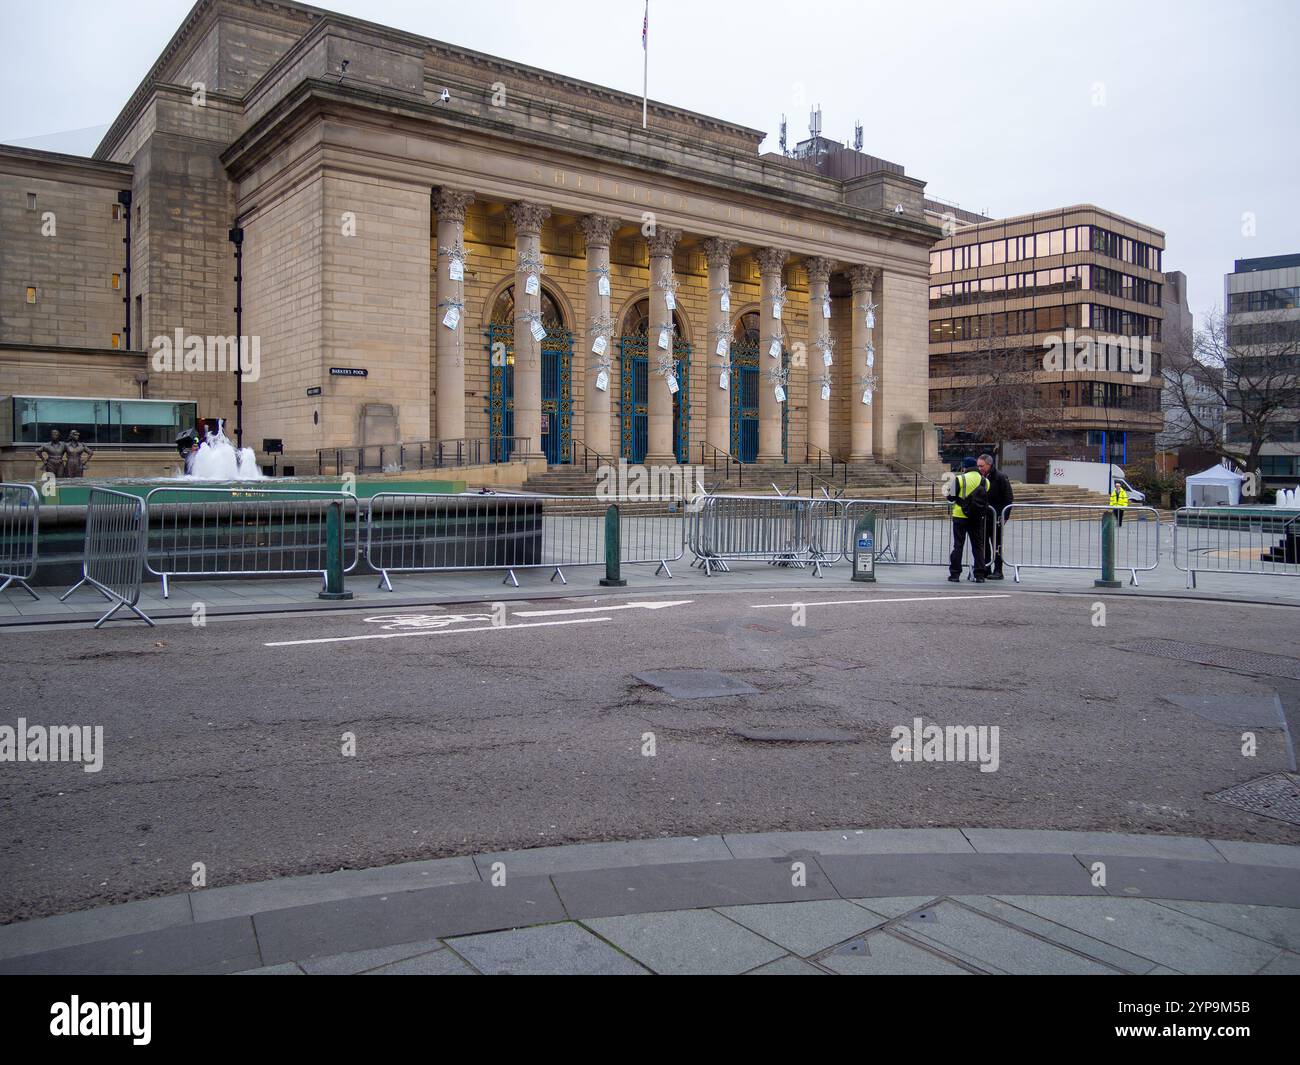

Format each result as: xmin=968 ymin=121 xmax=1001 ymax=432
xmin=517 ymin=250 xmax=545 ymax=277
xmin=813 ymin=333 xmax=835 ymax=365
xmin=773 ymin=283 xmax=788 ymax=312
xmin=865 ymin=339 xmax=876 ymax=368
xmin=709 ymin=328 xmax=733 ymax=378
xmin=516 ymin=308 xmax=546 ymax=360
xmin=765 ymin=364 xmax=791 ymax=388
xmin=588 ymin=312 xmax=615 ymax=374
xmin=710 ymin=283 xmax=732 ymax=311
xmin=857 ymin=371 xmax=879 ymax=405
xmin=814 ymin=372 xmax=833 ymax=395
xmin=863 ymin=299 xmax=878 ymax=329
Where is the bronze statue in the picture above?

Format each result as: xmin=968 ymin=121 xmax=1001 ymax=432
xmin=35 ymin=430 xmax=66 ymax=476
xmin=64 ymin=430 xmax=94 ymax=478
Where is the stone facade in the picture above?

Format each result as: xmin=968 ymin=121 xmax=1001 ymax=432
xmin=1 ymin=0 xmax=938 ymax=474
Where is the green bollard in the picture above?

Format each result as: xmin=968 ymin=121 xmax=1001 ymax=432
xmin=599 ymin=503 xmax=626 ymax=587
xmin=1094 ymin=510 xmax=1121 ymax=589
xmin=851 ymin=513 xmax=877 ymax=583
xmin=319 ymin=499 xmax=354 ymax=600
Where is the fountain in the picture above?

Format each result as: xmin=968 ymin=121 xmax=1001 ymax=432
xmin=186 ymin=421 xmax=264 ymax=480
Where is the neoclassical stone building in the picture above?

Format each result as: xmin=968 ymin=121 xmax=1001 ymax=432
xmin=0 ymin=0 xmax=940 ymax=478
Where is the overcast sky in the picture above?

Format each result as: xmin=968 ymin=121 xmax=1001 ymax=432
xmin=3 ymin=0 xmax=1297 ymax=320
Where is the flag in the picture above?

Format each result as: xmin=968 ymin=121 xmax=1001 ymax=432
xmin=642 ymin=2 xmax=648 ymax=50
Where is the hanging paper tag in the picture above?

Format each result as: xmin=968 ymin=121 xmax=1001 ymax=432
xmin=822 ymin=300 xmax=831 ymax=319
xmin=775 ymin=385 xmax=786 ymax=403
xmin=821 ymin=383 xmax=831 ymax=402
xmin=596 ymin=369 xmax=609 ymax=392
xmin=768 ymin=339 xmax=781 ymax=358
xmin=720 ymin=292 xmax=730 ymax=313
xmin=865 ymin=309 xmax=876 ymax=329
xmin=525 ymin=273 xmax=539 ymax=295
xmin=720 ymin=370 xmax=729 ymax=390
xmin=597 ymin=275 xmax=610 ymax=297
xmin=449 ymin=259 xmax=464 ymax=282
xmin=665 ymin=290 xmax=676 ymax=311
xmin=866 ymin=349 xmax=875 ymax=369
xmin=593 ymin=335 xmax=607 ymax=356
xmin=772 ymin=301 xmax=782 ymax=320
xmin=658 ymin=328 xmax=670 ymax=350
xmin=715 ymin=337 xmax=728 ymax=357
xmin=530 ymin=320 xmax=547 ymax=342
xmin=862 ymin=389 xmax=872 ymax=405
xmin=823 ymin=351 xmax=833 ymax=366
xmin=667 ymin=375 xmax=679 ymax=394
xmin=442 ymin=307 xmax=460 ymax=330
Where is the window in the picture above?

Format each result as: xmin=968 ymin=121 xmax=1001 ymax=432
xmin=112 ymin=204 xmax=123 ymax=221
xmin=940 ymin=248 xmax=953 ymax=272
xmin=111 ymin=334 xmax=121 ymax=349
xmin=26 ymin=192 xmax=36 ymax=210
xmin=13 ymin=396 xmax=198 ymax=445
xmin=26 ymin=286 xmax=37 ymax=304
xmin=111 ymin=273 xmax=121 ymax=290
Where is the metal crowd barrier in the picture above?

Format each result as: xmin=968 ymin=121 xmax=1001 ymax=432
xmin=841 ymin=500 xmax=954 ymax=567
xmin=0 ymin=482 xmax=40 ymax=600
xmin=689 ymin=495 xmax=838 ymax=575
xmin=366 ymin=492 xmax=686 ymax=589
xmin=1001 ymin=503 xmax=1160 ymax=585
xmin=1173 ymin=506 xmax=1300 ymax=588
xmin=144 ymin=487 xmax=361 ymax=598
xmin=61 ymin=487 xmax=153 ymax=627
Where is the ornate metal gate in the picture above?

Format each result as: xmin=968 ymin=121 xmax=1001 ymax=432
xmin=485 ymin=323 xmax=573 ymax=464
xmin=618 ymin=334 xmax=691 ymax=463
xmin=729 ymin=340 xmax=788 ymax=462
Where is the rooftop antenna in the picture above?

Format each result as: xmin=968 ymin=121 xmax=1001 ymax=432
xmin=809 ymin=105 xmax=822 ymax=140
xmin=853 ymin=120 xmax=863 ymax=152
xmin=779 ymin=114 xmax=787 ymax=155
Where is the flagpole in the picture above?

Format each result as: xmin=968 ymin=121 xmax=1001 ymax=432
xmin=642 ymin=0 xmax=648 ymax=129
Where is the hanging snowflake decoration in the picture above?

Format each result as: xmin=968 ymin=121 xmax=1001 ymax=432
xmin=813 ymin=333 xmax=835 ymax=366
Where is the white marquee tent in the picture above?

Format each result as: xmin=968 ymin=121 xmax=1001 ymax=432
xmin=1185 ymin=464 xmax=1245 ymax=507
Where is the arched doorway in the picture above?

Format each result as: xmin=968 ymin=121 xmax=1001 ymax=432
xmin=486 ymin=284 xmax=573 ymax=464
xmin=618 ymin=298 xmax=691 ymax=463
xmin=729 ymin=310 xmax=788 ymax=462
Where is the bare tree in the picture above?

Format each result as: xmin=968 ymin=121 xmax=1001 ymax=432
xmin=949 ymin=340 xmax=1065 ymax=460
xmin=1163 ymin=308 xmax=1300 ymax=495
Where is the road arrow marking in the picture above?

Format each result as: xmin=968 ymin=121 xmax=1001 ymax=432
xmin=265 ymin=616 xmax=610 ymax=647
xmin=752 ymin=594 xmax=1011 ymax=609
xmin=512 ymin=600 xmax=693 ymax=617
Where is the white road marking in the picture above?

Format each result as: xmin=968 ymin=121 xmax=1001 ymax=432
xmin=264 ymin=616 xmax=610 ymax=647
xmin=751 ymin=594 xmax=1012 ymax=609
xmin=512 ymin=599 xmax=693 ymax=617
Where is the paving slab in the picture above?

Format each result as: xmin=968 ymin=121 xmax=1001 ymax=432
xmin=849 ymin=896 xmax=943 ymax=919
xmin=0 ymin=893 xmax=193 ymax=961
xmin=366 ymin=950 xmax=477 ymax=975
xmin=1150 ymin=900 xmax=1300 ymax=953
xmin=253 ymin=876 xmax=565 ymax=965
xmin=724 ymin=828 xmax=973 ymax=859
xmin=717 ymin=900 xmax=886 ymax=957
xmin=963 ymin=829 xmax=1224 ymax=862
xmin=818 ymin=852 xmax=1098 ymax=899
xmin=1208 ymin=839 xmax=1300 ymax=869
xmin=583 ymin=909 xmax=786 ymax=975
xmin=298 ymin=938 xmax=449 ymax=975
xmin=235 ymin=962 xmax=304 ymax=975
xmin=446 ymin=922 xmax=648 ymax=975
xmin=1082 ymin=854 xmax=1300 ymax=906
xmin=955 ymin=895 xmax=1160 ymax=973
xmin=989 ymin=896 xmax=1285 ymax=975
xmin=0 ymin=916 xmax=259 ymax=975
xmin=894 ymin=900 xmax=1120 ymax=975
xmin=190 ymin=857 xmax=480 ymax=922
xmin=817 ymin=930 xmax=972 ymax=975
xmin=745 ymin=955 xmax=827 ymax=975
xmin=551 ymin=857 xmax=837 ymax=920
xmin=471 ymin=836 xmax=730 ymax=878
xmin=1257 ymin=951 xmax=1300 ymax=974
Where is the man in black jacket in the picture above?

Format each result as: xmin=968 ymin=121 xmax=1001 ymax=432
xmin=976 ymin=453 xmax=1014 ymax=580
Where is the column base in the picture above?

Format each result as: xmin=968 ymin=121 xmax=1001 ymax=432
xmin=643 ymin=452 xmax=678 ymax=467
xmin=756 ymin=450 xmax=784 ymax=464
xmin=848 ymin=451 xmax=873 ymax=463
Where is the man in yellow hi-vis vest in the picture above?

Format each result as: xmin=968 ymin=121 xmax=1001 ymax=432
xmin=948 ymin=456 xmax=990 ymax=583
xmin=1109 ymin=482 xmax=1129 ymax=527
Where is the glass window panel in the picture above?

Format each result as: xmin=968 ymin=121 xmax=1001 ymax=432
xmin=1050 ymin=230 xmax=1064 ymax=255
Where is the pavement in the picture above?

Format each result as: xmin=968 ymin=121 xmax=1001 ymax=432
xmin=1 ymin=829 xmax=1297 ymax=974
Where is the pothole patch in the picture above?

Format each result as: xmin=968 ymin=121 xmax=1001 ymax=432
xmin=631 ymin=670 xmax=760 ymax=700
xmin=733 ymin=728 xmax=859 ymax=743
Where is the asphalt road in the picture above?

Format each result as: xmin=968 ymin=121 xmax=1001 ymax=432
xmin=2 ymin=585 xmax=1299 ymax=922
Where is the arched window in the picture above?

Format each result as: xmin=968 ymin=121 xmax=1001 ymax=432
xmin=490 ymin=284 xmax=566 ymax=332
xmin=621 ymin=297 xmax=685 ymax=338
xmin=732 ymin=311 xmax=761 ymax=346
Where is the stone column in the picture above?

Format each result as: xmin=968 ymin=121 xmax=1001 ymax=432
xmin=702 ymin=237 xmax=737 ymax=457
xmin=754 ymin=247 xmax=788 ymax=463
xmin=433 ymin=188 xmax=474 ymax=443
xmin=645 ymin=227 xmax=682 ymax=466
xmin=508 ymin=201 xmax=550 ymax=459
xmin=805 ymin=256 xmax=835 ymax=457
xmin=848 ymin=264 xmax=878 ymax=462
xmin=580 ymin=214 xmax=617 ymax=458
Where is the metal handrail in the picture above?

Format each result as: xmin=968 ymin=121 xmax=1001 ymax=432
xmin=804 ymin=443 xmax=846 ymax=485
xmin=795 ymin=469 xmax=844 ymax=499
xmin=889 ymin=458 xmax=942 ymax=503
xmin=699 ymin=441 xmax=743 ymax=487
xmin=570 ymin=438 xmax=612 ymax=474
xmin=317 ymin=437 xmax=534 ymax=475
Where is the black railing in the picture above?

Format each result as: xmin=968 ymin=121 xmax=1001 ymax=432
xmin=889 ymin=458 xmax=943 ymax=503
xmin=569 ymin=438 xmax=613 ymax=474
xmin=793 ymin=468 xmax=844 ymax=499
xmin=316 ymin=437 xmax=534 ymax=476
xmin=804 ymin=443 xmax=848 ymax=486
xmin=699 ymin=441 xmax=744 ymax=487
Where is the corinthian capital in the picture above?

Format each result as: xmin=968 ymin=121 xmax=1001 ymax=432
xmin=579 ymin=214 xmax=618 ymax=249
xmin=645 ymin=226 xmax=682 ymax=258
xmin=848 ymin=264 xmax=880 ymax=292
xmin=434 ymin=188 xmax=474 ymax=224
xmin=701 ymin=237 xmax=738 ymax=269
xmin=804 ymin=256 xmax=836 ymax=286
xmin=753 ymin=247 xmax=789 ymax=277
xmin=508 ymin=201 xmax=551 ymax=237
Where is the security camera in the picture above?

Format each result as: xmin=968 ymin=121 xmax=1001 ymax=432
xmin=341 ymin=60 xmax=349 ymax=73
xmin=439 ymin=88 xmax=451 ymax=103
